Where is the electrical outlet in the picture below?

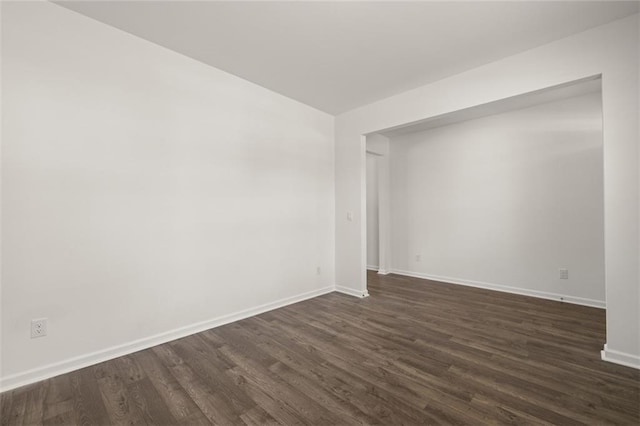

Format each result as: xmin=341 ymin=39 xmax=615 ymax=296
xmin=559 ymin=269 xmax=569 ymax=280
xmin=31 ymin=318 xmax=48 ymax=338
xmin=415 ymin=254 xmax=421 ymax=262
xmin=316 ymin=266 xmax=321 ymax=275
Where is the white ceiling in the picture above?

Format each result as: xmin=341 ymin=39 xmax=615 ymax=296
xmin=56 ymin=1 xmax=639 ymax=115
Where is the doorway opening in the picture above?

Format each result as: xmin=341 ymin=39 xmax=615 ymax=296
xmin=364 ymin=76 xmax=605 ymax=311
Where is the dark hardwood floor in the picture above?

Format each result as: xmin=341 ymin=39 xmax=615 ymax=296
xmin=2 ymin=271 xmax=639 ymax=425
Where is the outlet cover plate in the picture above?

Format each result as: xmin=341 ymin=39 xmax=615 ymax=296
xmin=31 ymin=318 xmax=48 ymax=338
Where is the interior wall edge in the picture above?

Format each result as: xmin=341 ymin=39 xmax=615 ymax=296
xmin=335 ymin=285 xmax=369 ymax=299
xmin=601 ymin=344 xmax=640 ymax=370
xmin=0 ymin=285 xmax=336 ymax=393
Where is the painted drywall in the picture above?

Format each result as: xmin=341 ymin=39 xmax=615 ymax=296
xmin=366 ymin=154 xmax=379 ymax=269
xmin=389 ymin=91 xmax=604 ymax=306
xmin=366 ymin=134 xmax=391 ymax=275
xmin=1 ymin=1 xmax=334 ymax=389
xmin=0 ymin=0 xmax=4 ymax=387
xmin=335 ymin=14 xmax=639 ymax=367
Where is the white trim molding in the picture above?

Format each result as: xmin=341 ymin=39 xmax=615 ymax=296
xmin=601 ymin=344 xmax=640 ymax=369
xmin=390 ymin=269 xmax=606 ymax=309
xmin=335 ymin=285 xmax=369 ymax=298
xmin=377 ymin=269 xmax=390 ymax=275
xmin=0 ymin=286 xmax=335 ymax=392
xmin=366 ymin=264 xmax=379 ymax=271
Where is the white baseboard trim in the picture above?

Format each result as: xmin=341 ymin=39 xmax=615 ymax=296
xmin=0 ymin=285 xmax=335 ymax=393
xmin=601 ymin=344 xmax=640 ymax=369
xmin=366 ymin=265 xmax=379 ymax=271
xmin=390 ymin=269 xmax=606 ymax=309
xmin=335 ymin=285 xmax=369 ymax=298
xmin=377 ymin=269 xmax=390 ymax=275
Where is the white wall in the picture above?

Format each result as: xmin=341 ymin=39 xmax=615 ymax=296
xmin=1 ymin=2 xmax=334 ymax=389
xmin=366 ymin=154 xmax=379 ymax=269
xmin=365 ymin=133 xmax=391 ymax=276
xmin=335 ymin=14 xmax=639 ymax=368
xmin=389 ymin=91 xmax=605 ymax=306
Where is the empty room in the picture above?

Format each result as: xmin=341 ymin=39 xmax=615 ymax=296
xmin=1 ymin=1 xmax=639 ymax=425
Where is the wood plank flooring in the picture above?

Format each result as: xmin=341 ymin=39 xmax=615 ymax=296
xmin=2 ymin=271 xmax=639 ymax=425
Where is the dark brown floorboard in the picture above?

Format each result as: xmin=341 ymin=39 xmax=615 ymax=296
xmin=2 ymin=271 xmax=639 ymax=425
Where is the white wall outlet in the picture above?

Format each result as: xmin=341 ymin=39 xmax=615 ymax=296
xmin=415 ymin=254 xmax=421 ymax=262
xmin=346 ymin=211 xmax=353 ymax=221
xmin=316 ymin=266 xmax=321 ymax=275
xmin=559 ymin=268 xmax=569 ymax=279
xmin=31 ymin=318 xmax=48 ymax=338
